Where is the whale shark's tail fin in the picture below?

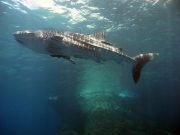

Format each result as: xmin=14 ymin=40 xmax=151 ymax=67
xmin=132 ymin=53 xmax=159 ymax=83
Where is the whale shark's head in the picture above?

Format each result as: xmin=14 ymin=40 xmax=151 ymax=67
xmin=13 ymin=30 xmax=44 ymax=45
xmin=13 ymin=30 xmax=55 ymax=53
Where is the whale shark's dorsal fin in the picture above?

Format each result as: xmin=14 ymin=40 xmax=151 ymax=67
xmin=91 ymin=32 xmax=106 ymax=41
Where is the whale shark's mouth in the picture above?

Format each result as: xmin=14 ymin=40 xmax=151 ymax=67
xmin=13 ymin=33 xmax=23 ymax=44
xmin=16 ymin=39 xmax=24 ymax=44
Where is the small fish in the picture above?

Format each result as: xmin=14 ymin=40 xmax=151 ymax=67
xmin=13 ymin=30 xmax=159 ymax=83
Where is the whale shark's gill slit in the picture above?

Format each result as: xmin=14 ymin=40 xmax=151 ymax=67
xmin=50 ymin=36 xmax=63 ymax=42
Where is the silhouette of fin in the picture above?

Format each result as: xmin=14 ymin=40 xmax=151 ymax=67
xmin=132 ymin=53 xmax=159 ymax=83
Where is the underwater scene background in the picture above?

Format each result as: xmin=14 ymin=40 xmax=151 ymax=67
xmin=0 ymin=0 xmax=180 ymax=135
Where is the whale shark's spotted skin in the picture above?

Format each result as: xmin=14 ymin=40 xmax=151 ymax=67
xmin=40 ymin=30 xmax=122 ymax=54
xmin=13 ymin=30 xmax=159 ymax=83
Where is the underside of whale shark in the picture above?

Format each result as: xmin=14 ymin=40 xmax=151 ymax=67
xmin=13 ymin=30 xmax=159 ymax=83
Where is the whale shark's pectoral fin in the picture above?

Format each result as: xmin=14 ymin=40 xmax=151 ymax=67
xmin=50 ymin=54 xmax=75 ymax=64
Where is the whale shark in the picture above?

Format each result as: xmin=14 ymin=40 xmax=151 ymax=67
xmin=13 ymin=30 xmax=159 ymax=83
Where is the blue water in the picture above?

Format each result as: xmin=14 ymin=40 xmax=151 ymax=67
xmin=0 ymin=0 xmax=180 ymax=135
